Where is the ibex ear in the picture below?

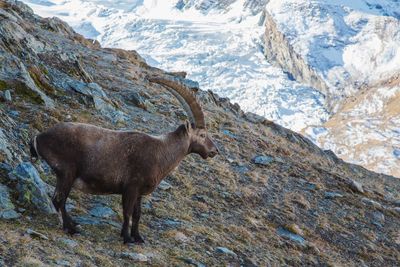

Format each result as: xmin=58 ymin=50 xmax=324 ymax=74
xmin=184 ymin=120 xmax=192 ymax=133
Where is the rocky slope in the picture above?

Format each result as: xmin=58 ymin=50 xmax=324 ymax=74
xmin=0 ymin=1 xmax=399 ymax=266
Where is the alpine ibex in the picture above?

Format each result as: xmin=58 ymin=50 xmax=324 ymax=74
xmin=30 ymin=75 xmax=219 ymax=244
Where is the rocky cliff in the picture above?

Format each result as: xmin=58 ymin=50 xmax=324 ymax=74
xmin=263 ymin=11 xmax=331 ymax=108
xmin=0 ymin=1 xmax=399 ymax=266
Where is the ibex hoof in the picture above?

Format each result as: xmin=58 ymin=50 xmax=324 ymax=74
xmin=133 ymin=236 xmax=145 ymax=244
xmin=124 ymin=236 xmax=145 ymax=245
xmin=63 ymin=223 xmax=79 ymax=235
xmin=63 ymin=226 xmax=79 ymax=235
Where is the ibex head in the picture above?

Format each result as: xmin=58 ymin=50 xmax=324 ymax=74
xmin=148 ymin=75 xmax=219 ymax=159
xmin=181 ymin=121 xmax=219 ymax=159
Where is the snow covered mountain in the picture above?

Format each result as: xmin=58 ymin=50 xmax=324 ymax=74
xmin=21 ymin=0 xmax=399 ymax=177
xmin=264 ymin=0 xmax=400 ymax=177
xmin=21 ymin=0 xmax=330 ymax=132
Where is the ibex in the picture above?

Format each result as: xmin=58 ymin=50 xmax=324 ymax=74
xmin=29 ymin=75 xmax=219 ymax=244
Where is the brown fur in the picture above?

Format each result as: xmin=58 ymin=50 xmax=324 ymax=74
xmin=31 ymin=121 xmax=218 ymax=244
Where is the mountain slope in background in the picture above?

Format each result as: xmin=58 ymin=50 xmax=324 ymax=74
xmin=0 ymin=1 xmax=399 ymax=266
xmin=21 ymin=0 xmax=330 ymax=132
xmin=265 ymin=0 xmax=400 ymax=178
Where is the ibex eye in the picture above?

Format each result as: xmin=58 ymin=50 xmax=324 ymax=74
xmin=200 ymin=134 xmax=206 ymax=138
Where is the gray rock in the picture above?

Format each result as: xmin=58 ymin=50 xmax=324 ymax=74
xmin=0 ymin=184 xmax=20 ymax=219
xmin=93 ymin=96 xmax=126 ymax=124
xmin=215 ymin=247 xmax=237 ymax=257
xmin=0 ymin=163 xmax=12 ymax=173
xmin=0 ymin=54 xmax=53 ymax=107
xmin=277 ymin=226 xmax=306 ymax=247
xmin=180 ymin=258 xmax=206 ymax=267
xmin=10 ymin=162 xmax=56 ymax=214
xmin=348 ymin=179 xmax=364 ymax=194
xmin=324 ymin=192 xmax=344 ymax=199
xmin=88 ymin=205 xmax=116 ymax=218
xmin=3 ymin=90 xmax=11 ymax=102
xmin=221 ymin=129 xmax=236 ymax=138
xmin=120 ymin=252 xmax=148 ymax=262
xmin=0 ymin=209 xmax=20 ymax=220
xmin=372 ymin=211 xmax=385 ymax=227
xmin=0 ymin=128 xmax=12 ymax=161
xmin=55 ymin=260 xmax=71 ymax=267
xmin=58 ymin=238 xmax=78 ymax=249
xmin=74 ymin=215 xmax=102 ymax=225
xmin=26 ymin=228 xmax=49 ymax=240
xmin=74 ymin=215 xmax=119 ymax=228
xmin=158 ymin=180 xmax=172 ymax=190
xmin=127 ymin=92 xmax=148 ymax=110
xmin=245 ymin=112 xmax=267 ymax=124
xmin=361 ymin=197 xmax=382 ymax=209
xmin=164 ymin=219 xmax=182 ymax=227
xmin=252 ymin=155 xmax=274 ymax=165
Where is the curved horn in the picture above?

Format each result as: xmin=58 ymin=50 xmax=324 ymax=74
xmin=147 ymin=75 xmax=206 ymax=128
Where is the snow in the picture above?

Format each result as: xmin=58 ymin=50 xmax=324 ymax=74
xmin=266 ymin=0 xmax=400 ymax=104
xmin=22 ymin=0 xmax=329 ymax=132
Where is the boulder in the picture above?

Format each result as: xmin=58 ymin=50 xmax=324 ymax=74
xmin=0 ymin=184 xmax=20 ymax=219
xmin=9 ymin=162 xmax=56 ymax=214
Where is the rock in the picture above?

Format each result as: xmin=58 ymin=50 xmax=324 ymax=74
xmin=372 ymin=211 xmax=385 ymax=227
xmin=3 ymin=90 xmax=11 ymax=102
xmin=348 ymin=179 xmax=364 ymax=194
xmin=0 ymin=209 xmax=20 ymax=220
xmin=74 ymin=215 xmax=102 ymax=226
xmin=277 ymin=226 xmax=306 ymax=247
xmin=58 ymin=238 xmax=78 ymax=249
xmin=0 ymin=184 xmax=20 ymax=219
xmin=361 ymin=197 xmax=382 ymax=209
xmin=158 ymin=180 xmax=172 ymax=190
xmin=215 ymin=247 xmax=237 ymax=257
xmin=287 ymin=224 xmax=303 ymax=236
xmin=252 ymin=155 xmax=274 ymax=166
xmin=174 ymin=232 xmax=189 ymax=242
xmin=0 ymin=54 xmax=53 ymax=107
xmin=0 ymin=163 xmax=12 ymax=173
xmin=88 ymin=205 xmax=116 ymax=218
xmin=26 ymin=229 xmax=49 ymax=240
xmin=163 ymin=219 xmax=182 ymax=227
xmin=221 ymin=129 xmax=236 ymax=138
xmin=55 ymin=260 xmax=71 ymax=266
xmin=8 ymin=110 xmax=19 ymax=117
xmin=263 ymin=12 xmax=329 ymax=96
xmin=127 ymin=91 xmax=148 ymax=110
xmin=93 ymin=96 xmax=126 ymax=124
xmin=245 ymin=112 xmax=267 ymax=124
xmin=10 ymin=162 xmax=56 ymax=214
xmin=179 ymin=258 xmax=206 ymax=267
xmin=324 ymin=192 xmax=344 ymax=199
xmin=120 ymin=252 xmax=148 ymax=262
xmin=0 ymin=128 xmax=12 ymax=161
xmin=234 ymin=164 xmax=249 ymax=174
xmin=74 ymin=215 xmax=119 ymax=228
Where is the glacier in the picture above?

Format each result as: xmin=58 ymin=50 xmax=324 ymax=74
xmin=21 ymin=0 xmax=330 ymax=132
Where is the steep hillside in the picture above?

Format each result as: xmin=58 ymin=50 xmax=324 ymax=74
xmin=0 ymin=1 xmax=399 ymax=266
